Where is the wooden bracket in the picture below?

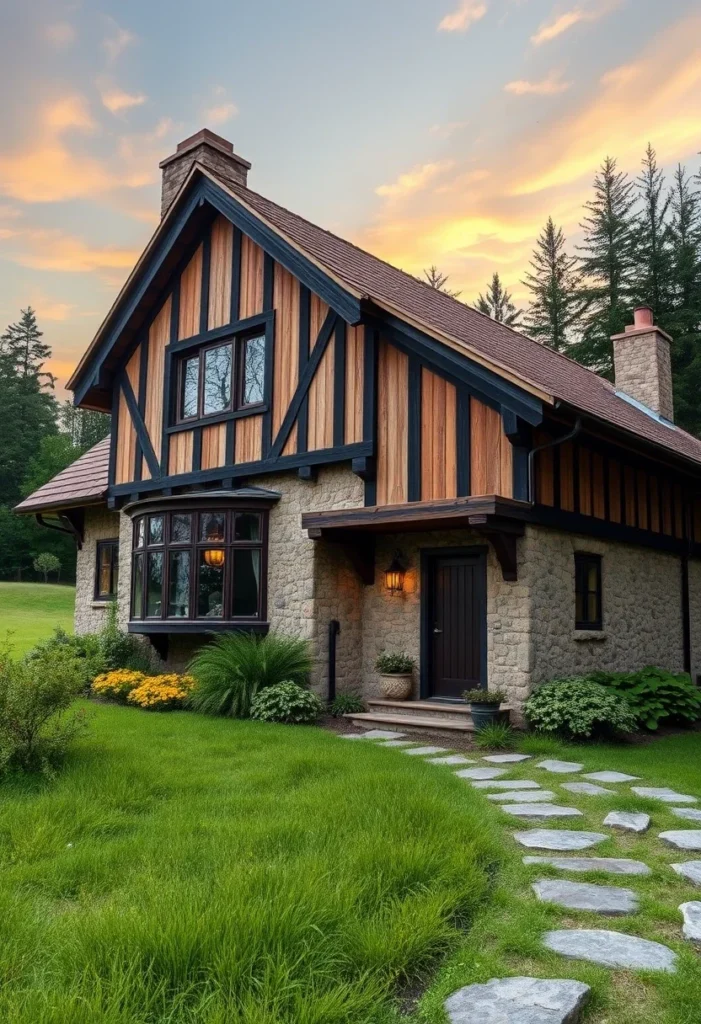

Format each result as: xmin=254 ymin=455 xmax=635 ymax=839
xmin=351 ymin=455 xmax=375 ymax=481
xmin=468 ymin=517 xmax=522 ymax=581
xmin=298 ymin=465 xmax=317 ymax=482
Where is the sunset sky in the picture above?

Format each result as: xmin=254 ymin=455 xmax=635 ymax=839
xmin=1 ymin=0 xmax=700 ymax=395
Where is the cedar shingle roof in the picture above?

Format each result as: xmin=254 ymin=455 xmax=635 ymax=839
xmin=15 ymin=438 xmax=110 ymax=514
xmin=213 ymin=171 xmax=701 ymax=471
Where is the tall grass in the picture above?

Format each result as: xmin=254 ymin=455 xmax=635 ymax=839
xmin=0 ymin=703 xmax=502 ymax=1022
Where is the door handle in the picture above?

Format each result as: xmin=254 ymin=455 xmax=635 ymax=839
xmin=433 ymin=627 xmax=443 ymax=634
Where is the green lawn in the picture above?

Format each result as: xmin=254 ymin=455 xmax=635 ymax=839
xmin=0 ymin=703 xmax=502 ymax=1024
xmin=0 ymin=581 xmax=75 ymax=655
xmin=419 ymin=731 xmax=701 ymax=1024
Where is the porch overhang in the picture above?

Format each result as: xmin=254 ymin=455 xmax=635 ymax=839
xmin=301 ymin=495 xmax=531 ymax=582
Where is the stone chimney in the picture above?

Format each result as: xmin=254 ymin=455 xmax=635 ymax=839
xmin=159 ymin=128 xmax=251 ymax=217
xmin=611 ymin=305 xmax=674 ymax=422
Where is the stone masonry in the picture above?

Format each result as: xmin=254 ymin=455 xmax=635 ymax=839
xmin=611 ymin=309 xmax=674 ymax=421
xmin=74 ymin=506 xmax=122 ymax=634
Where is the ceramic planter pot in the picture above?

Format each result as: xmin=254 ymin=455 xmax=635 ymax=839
xmin=469 ymin=702 xmax=503 ymax=731
xmin=380 ymin=673 xmax=413 ymax=701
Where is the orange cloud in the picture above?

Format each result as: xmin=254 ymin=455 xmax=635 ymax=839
xmin=376 ymin=160 xmax=455 ymax=199
xmin=99 ymin=84 xmax=147 ymax=115
xmin=438 ymin=0 xmax=488 ymax=33
xmin=505 ymin=71 xmax=571 ymax=95
xmin=5 ymin=228 xmax=139 ymax=278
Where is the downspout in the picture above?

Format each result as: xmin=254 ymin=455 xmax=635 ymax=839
xmin=328 ymin=619 xmax=340 ymax=702
xmin=527 ymin=415 xmax=582 ymax=503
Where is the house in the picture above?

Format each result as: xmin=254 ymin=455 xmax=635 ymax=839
xmin=15 ymin=128 xmax=701 ymax=730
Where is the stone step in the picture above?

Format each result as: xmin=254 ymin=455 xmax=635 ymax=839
xmin=444 ymin=977 xmax=590 ymax=1024
xmin=543 ymin=929 xmax=677 ymax=972
xmin=533 ymin=879 xmax=638 ymax=915
xmin=514 ymin=830 xmax=608 ymax=851
xmin=523 ymin=856 xmax=651 ymax=876
xmin=345 ymin=711 xmax=475 ymax=735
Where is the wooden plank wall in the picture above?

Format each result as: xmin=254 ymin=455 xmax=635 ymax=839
xmin=273 ymin=265 xmax=299 ymax=457
xmin=421 ymin=368 xmax=457 ymax=501
xmin=307 ymin=294 xmax=334 ymax=451
xmin=141 ymin=297 xmax=170 ymax=481
xmin=345 ymin=324 xmax=364 ymax=444
xmin=376 ymin=341 xmax=408 ymax=505
xmin=114 ymin=345 xmax=141 ymax=485
xmin=470 ymin=398 xmax=513 ymax=499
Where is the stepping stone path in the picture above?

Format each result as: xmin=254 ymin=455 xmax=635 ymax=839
xmin=481 ymin=753 xmax=532 ymax=763
xmin=488 ymin=790 xmax=556 ymax=803
xmin=426 ymin=754 xmax=474 ymax=765
xmin=378 ymin=739 xmax=416 ymax=747
xmin=473 ymin=779 xmax=541 ymax=790
xmin=543 ymin=929 xmax=677 ymax=972
xmin=660 ymin=830 xmax=701 ymax=851
xmin=561 ymin=782 xmax=614 ymax=796
xmin=403 ymin=745 xmax=450 ymax=756
xmin=455 ymin=767 xmax=508 ymax=780
xmin=533 ymin=879 xmax=638 ymax=915
xmin=343 ymin=730 xmax=406 ymax=740
xmin=672 ymin=861 xmax=701 ymax=886
xmin=604 ymin=811 xmax=650 ymax=834
xmin=671 ymin=807 xmax=701 ymax=822
xmin=523 ymin=856 xmax=651 ymax=876
xmin=444 ymin=976 xmax=590 ymax=1024
xmin=632 ymin=787 xmax=697 ymax=804
xmin=583 ymin=771 xmax=640 ymax=783
xmin=514 ymin=830 xmax=607 ymax=851
xmin=503 ymin=804 xmax=583 ymax=819
xmin=536 ymin=760 xmax=584 ymax=774
xmin=680 ymin=901 xmax=701 ymax=945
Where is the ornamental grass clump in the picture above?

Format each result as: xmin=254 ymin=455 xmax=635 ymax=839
xmin=127 ymin=674 xmax=196 ymax=711
xmin=525 ymin=678 xmax=637 ymax=740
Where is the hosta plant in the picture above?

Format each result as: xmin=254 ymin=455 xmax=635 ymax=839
xmin=525 ymin=679 xmax=637 ymax=740
xmin=250 ymin=682 xmax=324 ymax=724
xmin=589 ymin=666 xmax=701 ymax=730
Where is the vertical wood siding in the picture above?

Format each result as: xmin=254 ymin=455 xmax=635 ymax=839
xmin=141 ymin=297 xmax=170 ymax=481
xmin=273 ymin=265 xmax=299 ymax=456
xmin=208 ymin=215 xmax=233 ymax=330
xmin=470 ymin=398 xmax=512 ymax=498
xmin=239 ymin=235 xmax=264 ymax=318
xmin=168 ymin=430 xmax=194 ymax=476
xmin=235 ymin=413 xmax=263 ymax=464
xmin=201 ymin=423 xmax=227 ymax=470
xmin=344 ymin=324 xmax=364 ymax=444
xmin=179 ymin=246 xmax=202 ymax=340
xmin=421 ymin=368 xmax=457 ymax=501
xmin=376 ymin=341 xmax=408 ymax=505
xmin=114 ymin=345 xmax=141 ymax=484
xmin=307 ymin=294 xmax=334 ymax=451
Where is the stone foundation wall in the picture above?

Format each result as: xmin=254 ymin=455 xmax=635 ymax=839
xmin=688 ymin=559 xmax=701 ymax=685
xmin=75 ymin=507 xmax=123 ymax=634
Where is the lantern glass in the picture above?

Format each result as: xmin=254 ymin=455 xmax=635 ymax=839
xmin=384 ymin=555 xmax=404 ymax=593
xmin=203 ymin=548 xmax=225 ymax=568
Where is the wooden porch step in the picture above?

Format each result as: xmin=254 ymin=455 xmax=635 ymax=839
xmin=345 ymin=711 xmax=476 ymax=734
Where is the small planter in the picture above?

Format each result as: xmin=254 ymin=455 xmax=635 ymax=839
xmin=380 ymin=673 xmax=413 ymax=701
xmin=463 ymin=688 xmax=508 ymax=732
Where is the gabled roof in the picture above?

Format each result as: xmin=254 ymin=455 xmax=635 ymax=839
xmin=14 ymin=438 xmax=110 ymax=514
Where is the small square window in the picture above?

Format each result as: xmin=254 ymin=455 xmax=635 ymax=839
xmin=95 ymin=540 xmax=119 ymax=600
xmin=574 ymin=553 xmax=602 ymax=630
xmin=240 ymin=335 xmax=265 ymax=407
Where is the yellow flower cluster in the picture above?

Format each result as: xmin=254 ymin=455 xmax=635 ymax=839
xmin=92 ymin=670 xmax=145 ymax=701
xmin=126 ymin=674 xmax=196 ymax=711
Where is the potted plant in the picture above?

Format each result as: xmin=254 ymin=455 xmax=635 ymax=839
xmin=463 ymin=688 xmax=507 ymax=730
xmin=376 ymin=652 xmax=415 ymax=701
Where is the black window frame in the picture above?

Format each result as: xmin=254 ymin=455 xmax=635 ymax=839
xmin=175 ymin=330 xmax=267 ymax=425
xmin=94 ymin=539 xmax=119 ymax=601
xmin=129 ymin=504 xmax=268 ymax=628
xmin=574 ymin=552 xmax=603 ymax=631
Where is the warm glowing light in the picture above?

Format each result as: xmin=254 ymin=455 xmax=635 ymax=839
xmin=384 ymin=553 xmax=405 ymax=594
xmin=203 ymin=549 xmax=225 ymax=568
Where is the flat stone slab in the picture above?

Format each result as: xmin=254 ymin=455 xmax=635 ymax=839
xmin=473 ymin=780 xmax=541 ymax=790
xmin=504 ymin=804 xmax=583 ymax=820
xmin=514 ymin=830 xmax=608 ymax=851
xmin=444 ymin=976 xmax=590 ymax=1024
xmin=489 ymin=790 xmax=556 ymax=803
xmin=660 ymin=830 xmax=701 ymax=851
xmin=456 ymin=767 xmax=509 ymax=780
xmin=632 ymin=787 xmax=697 ymax=804
xmin=426 ymin=754 xmax=474 ymax=765
xmin=403 ymin=745 xmax=451 ymax=756
xmin=343 ymin=730 xmax=406 ymax=740
xmin=671 ymin=807 xmax=701 ymax=822
xmin=544 ymin=929 xmax=677 ymax=972
xmin=481 ymin=753 xmax=532 ymax=763
xmin=537 ymin=760 xmax=584 ymax=774
xmin=583 ymin=771 xmax=640 ymax=783
xmin=604 ymin=811 xmax=650 ymax=834
xmin=378 ymin=739 xmax=416 ymax=747
xmin=561 ymin=782 xmax=614 ymax=797
xmin=679 ymin=902 xmax=701 ymax=945
xmin=533 ymin=879 xmax=638 ymax=915
xmin=524 ymin=856 xmax=651 ymax=876
xmin=673 ymin=861 xmax=701 ymax=886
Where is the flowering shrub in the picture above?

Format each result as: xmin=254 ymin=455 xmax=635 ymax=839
xmin=127 ymin=674 xmax=196 ymax=711
xmin=92 ymin=670 xmax=145 ymax=703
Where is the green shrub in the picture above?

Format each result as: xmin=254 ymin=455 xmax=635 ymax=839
xmin=375 ymin=652 xmax=414 ymax=673
xmin=463 ymin=688 xmax=506 ymax=705
xmin=25 ymin=627 xmax=106 ymax=692
xmin=188 ymin=631 xmax=312 ymax=718
xmin=329 ymin=693 xmax=366 ymax=717
xmin=473 ymin=721 xmax=515 ymax=750
xmin=99 ymin=602 xmax=155 ymax=673
xmin=250 ymin=682 xmax=325 ymax=724
xmin=524 ymin=678 xmax=637 ymax=740
xmin=589 ymin=666 xmax=701 ymax=730
xmin=0 ymin=643 xmax=87 ymax=775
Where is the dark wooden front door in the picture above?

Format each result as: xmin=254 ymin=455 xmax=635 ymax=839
xmin=424 ymin=550 xmax=486 ymax=699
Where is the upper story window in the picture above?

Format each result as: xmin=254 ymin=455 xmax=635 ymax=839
xmin=95 ymin=539 xmax=119 ymax=600
xmin=130 ymin=506 xmax=267 ymax=624
xmin=574 ymin=553 xmax=602 ymax=630
xmin=177 ymin=333 xmax=266 ymax=422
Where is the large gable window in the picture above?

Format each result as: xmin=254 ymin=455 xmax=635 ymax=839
xmin=177 ymin=333 xmax=265 ymax=423
xmin=129 ymin=500 xmax=269 ymax=630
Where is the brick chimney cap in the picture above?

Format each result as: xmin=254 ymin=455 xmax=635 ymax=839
xmin=159 ymin=128 xmax=251 ymax=170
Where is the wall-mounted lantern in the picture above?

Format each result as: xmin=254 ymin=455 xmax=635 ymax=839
xmin=384 ymin=551 xmax=405 ymax=594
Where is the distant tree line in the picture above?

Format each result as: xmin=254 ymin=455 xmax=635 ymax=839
xmin=422 ymin=145 xmax=701 ymax=437
xmin=0 ymin=308 xmax=110 ymax=582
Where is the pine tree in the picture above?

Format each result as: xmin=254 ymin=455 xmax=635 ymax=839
xmin=634 ymin=144 xmax=673 ymax=325
xmin=476 ymin=272 xmax=522 ymax=327
xmin=573 ymin=156 xmax=637 ymax=375
xmin=522 ymin=217 xmax=583 ymax=351
xmin=421 ymin=265 xmax=462 ymax=298
xmin=0 ymin=307 xmax=55 ymax=387
xmin=667 ymin=163 xmax=701 ymax=435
